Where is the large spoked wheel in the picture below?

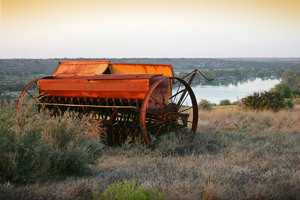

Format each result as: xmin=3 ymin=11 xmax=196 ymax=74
xmin=140 ymin=77 xmax=198 ymax=147
xmin=17 ymin=79 xmax=40 ymax=113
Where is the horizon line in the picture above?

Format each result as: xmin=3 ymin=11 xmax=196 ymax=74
xmin=1 ymin=57 xmax=300 ymax=60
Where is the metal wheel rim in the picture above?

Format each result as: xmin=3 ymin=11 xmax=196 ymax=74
xmin=139 ymin=77 xmax=198 ymax=147
xmin=17 ymin=78 xmax=40 ymax=112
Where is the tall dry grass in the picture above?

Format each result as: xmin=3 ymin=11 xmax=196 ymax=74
xmin=0 ymin=100 xmax=104 ymax=183
xmin=1 ymin=105 xmax=299 ymax=199
xmin=199 ymin=106 xmax=299 ymax=134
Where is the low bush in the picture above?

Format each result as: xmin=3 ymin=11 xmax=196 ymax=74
xmin=282 ymin=68 xmax=300 ymax=91
xmin=0 ymin=100 xmax=104 ymax=183
xmin=271 ymin=83 xmax=291 ymax=98
xmin=241 ymin=91 xmax=293 ymax=112
xmin=198 ymin=100 xmax=213 ymax=111
xmin=219 ymin=99 xmax=231 ymax=106
xmin=93 ymin=179 xmax=165 ymax=200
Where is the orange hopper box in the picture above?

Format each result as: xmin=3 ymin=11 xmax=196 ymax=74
xmin=38 ymin=60 xmax=174 ymax=99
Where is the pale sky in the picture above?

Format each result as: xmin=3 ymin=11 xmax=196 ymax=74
xmin=0 ymin=0 xmax=299 ymax=58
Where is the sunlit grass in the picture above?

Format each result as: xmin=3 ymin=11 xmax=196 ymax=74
xmin=1 ymin=101 xmax=299 ymax=199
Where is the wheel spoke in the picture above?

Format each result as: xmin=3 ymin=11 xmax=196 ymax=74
xmin=26 ymin=90 xmax=34 ymax=99
xmin=160 ymin=89 xmax=166 ymax=106
xmin=170 ymin=88 xmax=185 ymax=100
xmin=140 ymin=77 xmax=198 ymax=147
xmin=175 ymin=81 xmax=182 ymax=95
xmin=178 ymin=92 xmax=189 ymax=109
xmin=150 ymin=96 xmax=165 ymax=110
xmin=154 ymin=126 xmax=163 ymax=137
xmin=179 ymin=106 xmax=194 ymax=114
xmin=146 ymin=121 xmax=165 ymax=129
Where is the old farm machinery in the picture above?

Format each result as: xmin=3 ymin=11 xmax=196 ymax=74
xmin=17 ymin=60 xmax=212 ymax=147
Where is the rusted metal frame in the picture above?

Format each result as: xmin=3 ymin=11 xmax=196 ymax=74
xmin=174 ymin=81 xmax=183 ymax=104
xmin=146 ymin=120 xmax=165 ymax=129
xmin=173 ymin=77 xmax=198 ymax=140
xmin=173 ymin=70 xmax=195 ymax=85
xmin=39 ymin=102 xmax=138 ymax=109
xmin=149 ymin=125 xmax=167 ymax=137
xmin=179 ymin=106 xmax=195 ymax=114
xmin=195 ymin=69 xmax=214 ymax=81
xmin=140 ymin=77 xmax=198 ymax=147
xmin=119 ymin=112 xmax=123 ymax=121
xmin=127 ymin=111 xmax=131 ymax=122
xmin=147 ymin=114 xmax=153 ymax=128
xmin=178 ymin=92 xmax=190 ymax=109
xmin=149 ymin=89 xmax=172 ymax=115
xmin=176 ymin=71 xmax=197 ymax=107
xmin=150 ymin=96 xmax=165 ymax=110
xmin=17 ymin=78 xmax=40 ymax=112
xmin=175 ymin=69 xmax=213 ymax=84
xmin=160 ymin=88 xmax=166 ymax=106
xmin=154 ymin=126 xmax=163 ymax=137
xmin=170 ymin=88 xmax=185 ymax=100
xmin=140 ymin=78 xmax=167 ymax=147
xmin=26 ymin=90 xmax=34 ymax=99
xmin=104 ymin=110 xmax=108 ymax=120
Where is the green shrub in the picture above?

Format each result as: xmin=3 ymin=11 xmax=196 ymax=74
xmin=241 ymin=91 xmax=293 ymax=112
xmin=0 ymin=101 xmax=17 ymax=183
xmin=257 ymin=71 xmax=265 ymax=78
xmin=291 ymin=89 xmax=300 ymax=97
xmin=282 ymin=68 xmax=300 ymax=91
xmin=0 ymin=100 xmax=104 ymax=183
xmin=93 ymin=179 xmax=165 ymax=200
xmin=271 ymin=83 xmax=291 ymax=98
xmin=220 ymin=99 xmax=231 ymax=106
xmin=198 ymin=100 xmax=213 ymax=110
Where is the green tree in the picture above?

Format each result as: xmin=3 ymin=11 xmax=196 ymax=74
xmin=272 ymin=83 xmax=291 ymax=98
xmin=198 ymin=100 xmax=213 ymax=110
xmin=282 ymin=68 xmax=300 ymax=91
xmin=257 ymin=71 xmax=265 ymax=78
xmin=220 ymin=99 xmax=231 ymax=106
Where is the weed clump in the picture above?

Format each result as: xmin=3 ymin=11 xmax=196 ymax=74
xmin=93 ymin=179 xmax=165 ymax=200
xmin=0 ymin=100 xmax=104 ymax=183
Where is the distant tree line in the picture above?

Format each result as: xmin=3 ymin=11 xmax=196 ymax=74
xmin=1 ymin=58 xmax=299 ymax=76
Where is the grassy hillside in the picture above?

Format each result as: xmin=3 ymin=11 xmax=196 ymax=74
xmin=1 ymin=104 xmax=299 ymax=199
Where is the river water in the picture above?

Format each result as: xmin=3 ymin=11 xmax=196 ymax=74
xmin=188 ymin=78 xmax=281 ymax=104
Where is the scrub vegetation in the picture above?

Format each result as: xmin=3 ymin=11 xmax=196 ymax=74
xmin=0 ymin=61 xmax=299 ymax=199
xmin=0 ymin=100 xmax=299 ymax=199
xmin=241 ymin=68 xmax=300 ymax=112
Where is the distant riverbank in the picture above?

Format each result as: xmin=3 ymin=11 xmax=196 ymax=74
xmin=191 ymin=77 xmax=281 ymax=104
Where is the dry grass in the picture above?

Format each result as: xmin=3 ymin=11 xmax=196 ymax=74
xmin=200 ymin=106 xmax=300 ymax=135
xmin=1 ymin=107 xmax=299 ymax=199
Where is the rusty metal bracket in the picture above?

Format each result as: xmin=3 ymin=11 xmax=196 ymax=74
xmin=39 ymin=102 xmax=139 ymax=110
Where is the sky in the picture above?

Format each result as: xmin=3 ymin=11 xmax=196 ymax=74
xmin=0 ymin=0 xmax=299 ymax=58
